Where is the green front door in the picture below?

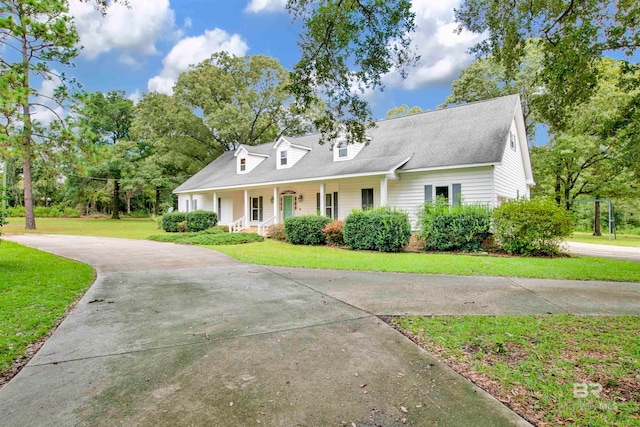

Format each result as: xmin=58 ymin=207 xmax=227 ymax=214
xmin=283 ymin=195 xmax=293 ymax=220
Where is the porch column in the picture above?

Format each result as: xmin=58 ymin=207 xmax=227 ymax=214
xmin=213 ymin=191 xmax=218 ymax=215
xmin=273 ymin=187 xmax=279 ymax=223
xmin=243 ymin=190 xmax=249 ymax=227
xmin=319 ymin=183 xmax=326 ymax=216
xmin=380 ymin=178 xmax=388 ymax=207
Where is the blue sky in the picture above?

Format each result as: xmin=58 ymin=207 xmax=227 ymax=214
xmin=64 ymin=0 xmax=488 ymax=133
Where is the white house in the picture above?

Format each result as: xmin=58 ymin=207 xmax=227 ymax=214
xmin=174 ymin=95 xmax=534 ymax=232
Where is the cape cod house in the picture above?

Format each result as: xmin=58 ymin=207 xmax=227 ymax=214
xmin=174 ymin=95 xmax=534 ymax=233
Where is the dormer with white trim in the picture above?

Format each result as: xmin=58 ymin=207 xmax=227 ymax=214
xmin=333 ymin=137 xmax=368 ymax=162
xmin=234 ymin=146 xmax=269 ymax=174
xmin=273 ymin=136 xmax=312 ymax=169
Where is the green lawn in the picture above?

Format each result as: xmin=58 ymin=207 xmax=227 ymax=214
xmin=392 ymin=315 xmax=640 ymax=427
xmin=210 ymin=240 xmax=640 ymax=282
xmin=2 ymin=217 xmax=163 ymax=240
xmin=570 ymin=231 xmax=640 ymax=247
xmin=0 ymin=240 xmax=95 ymax=375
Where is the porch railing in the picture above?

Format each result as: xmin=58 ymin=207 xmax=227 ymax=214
xmin=230 ymin=217 xmax=245 ymax=233
xmin=257 ymin=216 xmax=276 ymax=237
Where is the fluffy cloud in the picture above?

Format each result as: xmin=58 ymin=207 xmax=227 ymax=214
xmin=383 ymin=0 xmax=483 ymax=90
xmin=31 ymin=72 xmax=65 ymax=126
xmin=147 ymin=29 xmax=249 ymax=94
xmin=244 ymin=0 xmax=287 ymax=13
xmin=69 ymin=0 xmax=176 ymax=64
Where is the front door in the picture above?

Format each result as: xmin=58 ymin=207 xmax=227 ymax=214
xmin=283 ymin=195 xmax=293 ymax=220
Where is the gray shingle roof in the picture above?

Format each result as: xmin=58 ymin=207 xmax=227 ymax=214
xmin=175 ymin=94 xmax=520 ymax=192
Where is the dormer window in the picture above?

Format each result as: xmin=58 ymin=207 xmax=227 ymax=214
xmin=280 ymin=150 xmax=288 ymax=166
xmin=240 ymin=158 xmax=246 ymax=171
xmin=338 ymin=142 xmax=348 ymax=158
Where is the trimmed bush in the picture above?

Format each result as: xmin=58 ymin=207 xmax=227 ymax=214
xmin=417 ymin=201 xmax=491 ymax=252
xmin=161 ymin=210 xmax=217 ymax=232
xmin=186 ymin=210 xmax=217 ymax=232
xmin=161 ymin=211 xmax=187 ymax=232
xmin=267 ymin=223 xmax=287 ymax=241
xmin=63 ymin=207 xmax=82 ymax=218
xmin=323 ymin=220 xmax=344 ymax=246
xmin=6 ymin=206 xmax=25 ymax=217
xmin=148 ymin=229 xmax=263 ymax=245
xmin=284 ymin=215 xmax=332 ymax=245
xmin=343 ymin=207 xmax=411 ymax=252
xmin=492 ymin=198 xmax=574 ymax=256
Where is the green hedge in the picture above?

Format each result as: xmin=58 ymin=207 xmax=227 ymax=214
xmin=161 ymin=210 xmax=218 ymax=233
xmin=417 ymin=201 xmax=491 ymax=252
xmin=343 ymin=207 xmax=411 ymax=252
xmin=284 ymin=215 xmax=332 ymax=245
xmin=492 ymin=198 xmax=574 ymax=256
xmin=149 ymin=229 xmax=263 ymax=245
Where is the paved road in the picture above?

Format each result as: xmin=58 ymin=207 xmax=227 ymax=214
xmin=1 ymin=235 xmax=637 ymax=426
xmin=564 ymin=241 xmax=640 ymax=261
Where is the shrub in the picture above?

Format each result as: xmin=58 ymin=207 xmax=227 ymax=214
xmin=177 ymin=221 xmax=188 ymax=233
xmin=267 ymin=223 xmax=287 ymax=241
xmin=63 ymin=207 xmax=81 ymax=218
xmin=6 ymin=206 xmax=25 ymax=217
xmin=148 ymin=230 xmax=263 ymax=245
xmin=417 ymin=201 xmax=491 ymax=252
xmin=492 ymin=198 xmax=574 ymax=256
xmin=185 ymin=210 xmax=217 ymax=232
xmin=284 ymin=215 xmax=332 ymax=245
xmin=343 ymin=207 xmax=411 ymax=252
xmin=323 ymin=220 xmax=344 ymax=246
xmin=161 ymin=211 xmax=187 ymax=232
xmin=212 ymin=225 xmax=230 ymax=233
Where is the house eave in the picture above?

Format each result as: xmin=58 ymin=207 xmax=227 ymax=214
xmin=397 ymin=162 xmax=498 ymax=174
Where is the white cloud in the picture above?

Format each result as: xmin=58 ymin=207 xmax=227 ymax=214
xmin=245 ymin=0 xmax=287 ymax=13
xmin=383 ymin=0 xmax=484 ymax=90
xmin=128 ymin=90 xmax=142 ymax=105
xmin=69 ymin=0 xmax=177 ymax=64
xmin=148 ymin=29 xmax=249 ymax=95
xmin=31 ymin=72 xmax=65 ymax=126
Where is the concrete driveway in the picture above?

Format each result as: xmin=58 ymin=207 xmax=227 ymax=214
xmin=563 ymin=241 xmax=640 ymax=261
xmin=1 ymin=235 xmax=637 ymax=426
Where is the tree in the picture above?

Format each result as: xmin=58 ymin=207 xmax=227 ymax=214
xmin=455 ymin=0 xmax=640 ymax=130
xmin=287 ymin=0 xmax=417 ymax=144
xmin=132 ymin=54 xmax=320 ymax=186
xmin=439 ymin=42 xmax=543 ymax=141
xmin=0 ymin=0 xmax=79 ymax=229
xmin=73 ymin=91 xmax=135 ymax=219
xmin=385 ymin=104 xmax=422 ymax=119
xmin=530 ymin=59 xmax=639 ymax=227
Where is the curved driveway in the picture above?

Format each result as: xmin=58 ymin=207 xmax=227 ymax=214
xmin=1 ymin=235 xmax=638 ymax=426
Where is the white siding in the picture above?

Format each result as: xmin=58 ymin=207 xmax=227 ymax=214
xmin=333 ymin=141 xmax=364 ymax=162
xmin=277 ymin=145 xmax=308 ymax=169
xmin=237 ymin=153 xmax=267 ymax=174
xmin=389 ymin=167 xmax=494 ymax=226
xmin=494 ymin=120 xmax=529 ymax=204
xmin=334 ymin=177 xmax=382 ymax=218
xmin=216 ymin=191 xmax=234 ymax=225
xmin=178 ymin=195 xmax=188 ymax=212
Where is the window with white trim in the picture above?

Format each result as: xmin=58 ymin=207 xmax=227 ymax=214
xmin=338 ymin=142 xmax=348 ymax=158
xmin=193 ymin=199 xmax=198 ymax=211
xmin=280 ymin=150 xmax=288 ymax=166
xmin=240 ymin=158 xmax=246 ymax=171
xmin=361 ymin=188 xmax=374 ymax=210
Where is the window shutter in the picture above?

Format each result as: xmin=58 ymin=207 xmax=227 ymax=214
xmin=424 ymin=185 xmax=432 ymax=204
xmin=452 ymin=184 xmax=461 ymax=206
xmin=259 ymin=196 xmax=263 ymax=221
xmin=333 ymin=192 xmax=339 ymax=219
xmin=316 ymin=193 xmax=320 ymax=213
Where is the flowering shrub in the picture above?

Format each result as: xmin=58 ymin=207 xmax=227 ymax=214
xmin=323 ymin=220 xmax=344 ymax=246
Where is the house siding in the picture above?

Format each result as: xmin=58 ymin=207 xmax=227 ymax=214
xmin=494 ymin=120 xmax=529 ymax=204
xmin=389 ymin=167 xmax=494 ymax=226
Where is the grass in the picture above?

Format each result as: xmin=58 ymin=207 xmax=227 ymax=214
xmin=210 ymin=240 xmax=640 ymax=282
xmin=391 ymin=315 xmax=640 ymax=427
xmin=570 ymin=231 xmax=640 ymax=247
xmin=0 ymin=240 xmax=95 ymax=374
xmin=2 ymin=217 xmax=163 ymax=240
xmin=148 ymin=229 xmax=264 ymax=245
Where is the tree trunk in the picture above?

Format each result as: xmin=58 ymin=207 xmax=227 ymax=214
xmin=111 ymin=179 xmax=120 ymax=219
xmin=155 ymin=186 xmax=160 ymax=216
xmin=21 ymin=29 xmax=36 ymax=230
xmin=554 ymin=176 xmax=561 ymax=206
xmin=593 ymin=200 xmax=602 ymax=236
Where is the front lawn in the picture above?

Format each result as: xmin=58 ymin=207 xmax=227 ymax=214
xmin=210 ymin=240 xmax=640 ymax=282
xmin=391 ymin=315 xmax=640 ymax=427
xmin=0 ymin=241 xmax=95 ymax=382
xmin=569 ymin=231 xmax=640 ymax=247
xmin=2 ymin=217 xmax=163 ymax=240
